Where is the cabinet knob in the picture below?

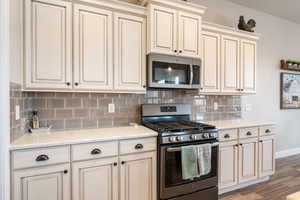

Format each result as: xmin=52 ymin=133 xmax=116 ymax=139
xmin=246 ymin=131 xmax=252 ymax=136
xmin=113 ymin=162 xmax=118 ymax=166
xmin=91 ymin=148 xmax=102 ymax=155
xmin=63 ymin=170 xmax=68 ymax=174
xmin=135 ymin=144 xmax=144 ymax=150
xmin=143 ymin=85 xmax=146 ymax=88
xmin=224 ymin=134 xmax=230 ymax=139
xmin=66 ymin=82 xmax=71 ymax=86
xmin=174 ymin=50 xmax=177 ymax=53
xmin=74 ymin=82 xmax=79 ymax=86
xmin=179 ymin=50 xmax=182 ymax=53
xmin=36 ymin=154 xmax=49 ymax=162
xmin=259 ymin=140 xmax=263 ymax=143
xmin=121 ymin=161 xmax=126 ymax=165
xmin=265 ymin=129 xmax=271 ymax=133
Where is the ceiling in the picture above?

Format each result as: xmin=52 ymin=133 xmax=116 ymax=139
xmin=226 ymin=0 xmax=300 ymax=24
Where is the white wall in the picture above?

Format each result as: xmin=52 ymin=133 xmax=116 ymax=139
xmin=191 ymin=0 xmax=300 ymax=152
xmin=0 ymin=0 xmax=11 ymax=198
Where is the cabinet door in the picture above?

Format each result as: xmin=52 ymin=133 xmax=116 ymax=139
xmin=219 ymin=141 xmax=238 ymax=189
xmin=259 ymin=136 xmax=275 ymax=177
xmin=73 ymin=4 xmax=113 ymax=90
xmin=178 ymin=11 xmax=202 ymax=58
xmin=72 ymin=157 xmax=118 ymax=200
xmin=13 ymin=164 xmax=70 ymax=200
xmin=149 ymin=4 xmax=177 ymax=55
xmin=240 ymin=39 xmax=257 ymax=94
xmin=201 ymin=31 xmax=221 ymax=93
xmin=120 ymin=152 xmax=156 ymax=200
xmin=25 ymin=0 xmax=72 ymax=89
xmin=221 ymin=35 xmax=240 ymax=93
xmin=114 ymin=13 xmax=146 ymax=92
xmin=239 ymin=138 xmax=259 ymax=183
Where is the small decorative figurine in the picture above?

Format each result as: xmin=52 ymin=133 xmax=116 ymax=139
xmin=238 ymin=16 xmax=256 ymax=32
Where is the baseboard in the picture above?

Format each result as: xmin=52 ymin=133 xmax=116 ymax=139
xmin=219 ymin=177 xmax=270 ymax=195
xmin=276 ymin=148 xmax=300 ymax=159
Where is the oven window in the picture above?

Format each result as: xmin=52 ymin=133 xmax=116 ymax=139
xmin=152 ymin=61 xmax=190 ymax=85
xmin=163 ymin=143 xmax=218 ymax=188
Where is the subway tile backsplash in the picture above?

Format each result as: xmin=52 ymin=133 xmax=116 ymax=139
xmin=10 ymin=87 xmax=242 ymax=142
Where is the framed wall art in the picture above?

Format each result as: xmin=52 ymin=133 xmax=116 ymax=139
xmin=281 ymin=72 xmax=300 ymax=109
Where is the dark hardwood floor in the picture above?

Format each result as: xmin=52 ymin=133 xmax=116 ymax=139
xmin=220 ymin=154 xmax=300 ymax=200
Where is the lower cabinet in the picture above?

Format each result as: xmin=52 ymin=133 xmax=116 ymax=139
xmin=119 ymin=152 xmax=156 ymax=200
xmin=219 ymin=141 xmax=238 ymax=189
xmin=219 ymin=126 xmax=275 ymax=192
xmin=72 ymin=157 xmax=119 ymax=200
xmin=259 ymin=135 xmax=276 ymax=177
xmin=238 ymin=138 xmax=259 ymax=183
xmin=13 ymin=164 xmax=71 ymax=200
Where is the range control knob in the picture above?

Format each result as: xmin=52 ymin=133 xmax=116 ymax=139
xmin=190 ymin=135 xmax=197 ymax=140
xmin=202 ymin=133 xmax=210 ymax=139
xmin=210 ymin=133 xmax=217 ymax=138
xmin=176 ymin=136 xmax=184 ymax=142
xmin=168 ymin=137 xmax=176 ymax=143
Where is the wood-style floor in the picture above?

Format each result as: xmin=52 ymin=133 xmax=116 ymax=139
xmin=220 ymin=154 xmax=300 ymax=200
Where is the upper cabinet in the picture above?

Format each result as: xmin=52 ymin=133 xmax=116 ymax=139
xmin=24 ymin=0 xmax=72 ymax=89
xmin=146 ymin=0 xmax=205 ymax=58
xmin=73 ymin=4 xmax=114 ymax=91
xmin=200 ymin=22 xmax=259 ymax=95
xmin=24 ymin=0 xmax=146 ymax=93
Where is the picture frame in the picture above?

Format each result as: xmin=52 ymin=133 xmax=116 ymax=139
xmin=280 ymin=72 xmax=300 ymax=109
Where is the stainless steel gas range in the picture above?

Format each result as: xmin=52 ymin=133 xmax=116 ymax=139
xmin=142 ymin=104 xmax=219 ymax=200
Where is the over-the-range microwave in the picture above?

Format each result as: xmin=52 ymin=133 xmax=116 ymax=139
xmin=147 ymin=54 xmax=201 ymax=89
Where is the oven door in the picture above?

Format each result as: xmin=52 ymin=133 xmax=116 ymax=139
xmin=159 ymin=140 xmax=218 ymax=200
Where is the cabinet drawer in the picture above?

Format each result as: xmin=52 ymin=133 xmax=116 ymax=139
xmin=12 ymin=146 xmax=70 ymax=170
xmin=120 ymin=137 xmax=156 ymax=155
xmin=219 ymin=129 xmax=238 ymax=142
xmin=72 ymin=141 xmax=118 ymax=161
xmin=239 ymin=127 xmax=259 ymax=139
xmin=260 ymin=126 xmax=276 ymax=136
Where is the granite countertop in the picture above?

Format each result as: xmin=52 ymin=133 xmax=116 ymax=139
xmin=10 ymin=126 xmax=158 ymax=150
xmin=202 ymin=120 xmax=276 ymax=130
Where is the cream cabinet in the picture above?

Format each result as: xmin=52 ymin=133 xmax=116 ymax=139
xmin=201 ymin=22 xmax=258 ymax=95
xmin=72 ymin=157 xmax=118 ymax=200
xmin=13 ymin=164 xmax=71 ymax=200
xmin=201 ymin=31 xmax=221 ymax=93
xmin=120 ymin=152 xmax=157 ymax=200
xmin=218 ymin=126 xmax=275 ymax=194
xmin=147 ymin=2 xmax=204 ymax=58
xmin=238 ymin=138 xmax=259 ymax=183
xmin=24 ymin=0 xmax=146 ymax=93
xmin=24 ymin=0 xmax=72 ymax=89
xmin=221 ymin=35 xmax=240 ymax=93
xmin=114 ymin=13 xmax=146 ymax=91
xmin=73 ymin=4 xmax=114 ymax=90
xmin=219 ymin=141 xmax=238 ymax=189
xmin=259 ymin=135 xmax=275 ymax=178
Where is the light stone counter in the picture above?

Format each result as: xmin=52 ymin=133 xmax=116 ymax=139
xmin=10 ymin=126 xmax=158 ymax=150
xmin=202 ymin=120 xmax=276 ymax=130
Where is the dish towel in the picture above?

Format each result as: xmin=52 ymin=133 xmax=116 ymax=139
xmin=181 ymin=145 xmax=199 ymax=180
xmin=196 ymin=144 xmax=212 ymax=176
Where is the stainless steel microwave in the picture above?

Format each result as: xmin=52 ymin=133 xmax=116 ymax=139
xmin=147 ymin=54 xmax=201 ymax=89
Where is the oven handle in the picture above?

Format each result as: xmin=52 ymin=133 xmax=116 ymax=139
xmin=166 ymin=142 xmax=219 ymax=152
xmin=189 ymin=64 xmax=193 ymax=85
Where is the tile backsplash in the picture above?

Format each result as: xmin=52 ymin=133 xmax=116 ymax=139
xmin=10 ymin=88 xmax=242 ymax=142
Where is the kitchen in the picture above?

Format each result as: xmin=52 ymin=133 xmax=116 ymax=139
xmin=1 ymin=0 xmax=300 ymax=200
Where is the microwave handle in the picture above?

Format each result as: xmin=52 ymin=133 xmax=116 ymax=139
xmin=189 ymin=64 xmax=193 ymax=85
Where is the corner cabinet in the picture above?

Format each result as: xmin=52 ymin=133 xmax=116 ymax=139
xmin=24 ymin=0 xmax=72 ymax=89
xmin=147 ymin=1 xmax=204 ymax=58
xmin=24 ymin=0 xmax=146 ymax=93
xmin=200 ymin=22 xmax=259 ymax=95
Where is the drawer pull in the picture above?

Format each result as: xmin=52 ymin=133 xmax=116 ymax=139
xmin=135 ymin=144 xmax=144 ymax=150
xmin=265 ymin=129 xmax=271 ymax=133
xmin=91 ymin=148 xmax=102 ymax=155
xmin=121 ymin=161 xmax=126 ymax=165
xmin=224 ymin=134 xmax=230 ymax=139
xmin=113 ymin=162 xmax=118 ymax=166
xmin=36 ymin=154 xmax=49 ymax=162
xmin=246 ymin=131 xmax=252 ymax=136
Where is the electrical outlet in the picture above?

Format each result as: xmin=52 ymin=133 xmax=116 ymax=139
xmin=15 ymin=105 xmax=20 ymax=120
xmin=213 ymin=102 xmax=218 ymax=111
xmin=108 ymin=104 xmax=115 ymax=113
